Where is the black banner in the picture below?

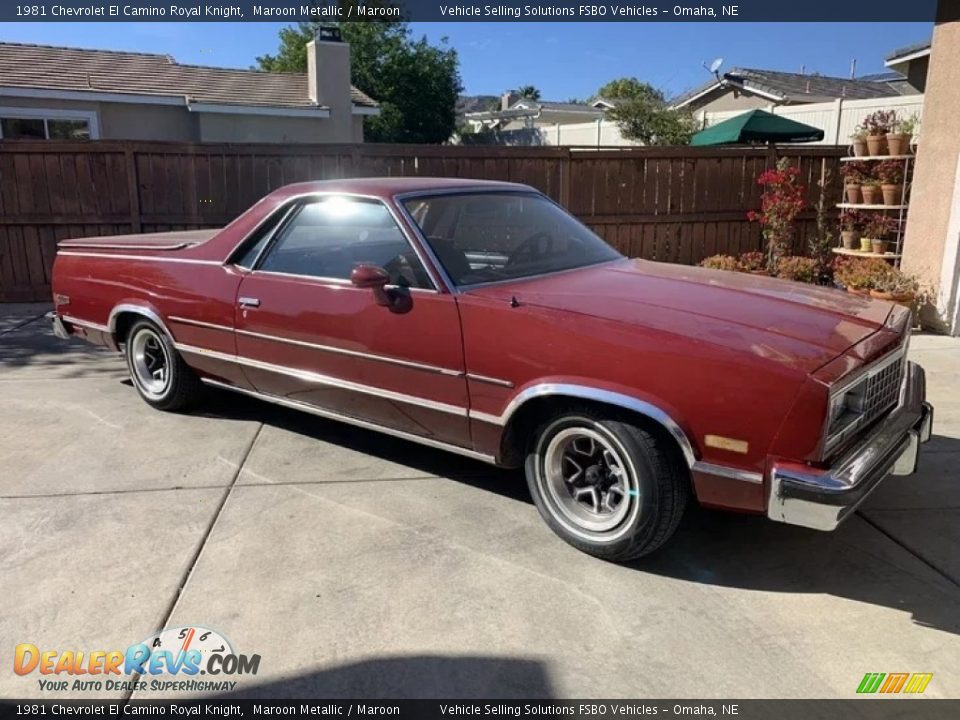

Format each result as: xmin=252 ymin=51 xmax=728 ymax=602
xmin=0 ymin=0 xmax=951 ymax=23
xmin=1 ymin=700 xmax=959 ymax=719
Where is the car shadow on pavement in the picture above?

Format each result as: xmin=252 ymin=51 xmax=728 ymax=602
xmin=213 ymin=654 xmax=554 ymax=699
xmin=200 ymin=387 xmax=527 ymax=500
xmin=639 ymin=437 xmax=960 ymax=638
xmin=0 ymin=317 xmax=122 ymax=378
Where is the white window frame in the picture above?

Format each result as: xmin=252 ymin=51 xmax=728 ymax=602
xmin=0 ymin=106 xmax=100 ymax=140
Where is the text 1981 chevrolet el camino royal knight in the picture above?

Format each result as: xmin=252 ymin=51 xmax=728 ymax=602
xmin=49 ymin=177 xmax=934 ymax=561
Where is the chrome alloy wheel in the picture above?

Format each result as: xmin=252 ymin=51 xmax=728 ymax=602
xmin=130 ymin=328 xmax=171 ymax=399
xmin=541 ymin=426 xmax=638 ymax=534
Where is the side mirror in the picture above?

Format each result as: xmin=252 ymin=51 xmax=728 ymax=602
xmin=350 ymin=264 xmax=412 ymax=314
xmin=350 ymin=264 xmax=390 ymax=290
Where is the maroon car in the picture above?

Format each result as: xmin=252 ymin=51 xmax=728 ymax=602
xmin=49 ymin=178 xmax=933 ymax=561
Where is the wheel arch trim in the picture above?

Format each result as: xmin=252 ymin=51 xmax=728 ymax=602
xmin=108 ymin=303 xmax=175 ymax=347
xmin=473 ymin=383 xmax=698 ymax=468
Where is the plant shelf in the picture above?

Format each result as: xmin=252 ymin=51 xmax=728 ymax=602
xmin=832 ymin=247 xmax=902 ymax=259
xmin=836 ymin=203 xmax=908 ymax=210
xmin=840 ymin=155 xmax=913 ymax=162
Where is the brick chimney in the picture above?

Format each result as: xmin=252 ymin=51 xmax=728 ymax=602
xmin=306 ymin=28 xmax=353 ymax=141
xmin=501 ymin=91 xmax=518 ymax=111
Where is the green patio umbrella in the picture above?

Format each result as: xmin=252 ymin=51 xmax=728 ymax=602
xmin=690 ymin=109 xmax=825 ymax=146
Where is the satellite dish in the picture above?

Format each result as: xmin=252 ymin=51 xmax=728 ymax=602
xmin=709 ymin=57 xmax=724 ymax=74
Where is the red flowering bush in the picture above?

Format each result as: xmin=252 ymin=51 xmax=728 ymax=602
xmin=747 ymin=158 xmax=806 ymax=271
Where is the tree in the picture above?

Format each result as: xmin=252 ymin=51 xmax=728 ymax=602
xmin=598 ymin=78 xmax=697 ymax=145
xmin=515 ymin=85 xmax=541 ymax=101
xmin=594 ymin=77 xmax=661 ymax=101
xmin=256 ymin=20 xmax=462 ymax=144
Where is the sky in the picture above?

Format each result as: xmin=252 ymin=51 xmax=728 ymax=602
xmin=0 ymin=21 xmax=933 ymax=100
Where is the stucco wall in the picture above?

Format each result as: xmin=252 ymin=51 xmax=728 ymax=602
xmin=901 ymin=19 xmax=960 ymax=333
xmin=0 ymin=96 xmax=199 ymax=140
xmin=0 ymin=95 xmax=363 ymax=143
xmin=689 ymin=89 xmax=772 ymax=113
xmin=197 ymin=112 xmax=350 ymax=143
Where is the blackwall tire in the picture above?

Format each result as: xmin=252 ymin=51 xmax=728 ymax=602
xmin=124 ymin=319 xmax=202 ymax=412
xmin=524 ymin=410 xmax=689 ymax=561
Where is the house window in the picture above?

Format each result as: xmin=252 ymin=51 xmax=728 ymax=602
xmin=0 ymin=108 xmax=98 ymax=140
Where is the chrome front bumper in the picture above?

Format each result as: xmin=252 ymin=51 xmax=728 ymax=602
xmin=768 ymin=361 xmax=933 ymax=531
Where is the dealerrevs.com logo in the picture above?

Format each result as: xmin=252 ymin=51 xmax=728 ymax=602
xmin=14 ymin=626 xmax=261 ymax=693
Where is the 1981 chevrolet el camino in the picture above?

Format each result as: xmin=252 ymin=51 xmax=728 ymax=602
xmin=49 ymin=178 xmax=933 ymax=561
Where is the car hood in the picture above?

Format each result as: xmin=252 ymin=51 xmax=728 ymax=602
xmin=470 ymin=259 xmax=894 ymax=373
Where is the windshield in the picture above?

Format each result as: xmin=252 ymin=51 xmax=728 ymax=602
xmin=401 ymin=192 xmax=622 ymax=287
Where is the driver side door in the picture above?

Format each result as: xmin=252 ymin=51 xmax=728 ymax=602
xmin=233 ymin=196 xmax=470 ymax=448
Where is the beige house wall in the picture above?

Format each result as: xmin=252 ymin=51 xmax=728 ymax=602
xmin=0 ymin=95 xmax=365 ymax=144
xmin=901 ymin=18 xmax=960 ymax=334
xmin=688 ymin=89 xmax=772 ymax=113
xmin=197 ymin=113 xmax=362 ymax=143
xmin=0 ymin=96 xmax=199 ymax=140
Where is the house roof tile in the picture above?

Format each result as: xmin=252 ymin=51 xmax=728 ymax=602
xmin=673 ymin=67 xmax=902 ymax=108
xmin=0 ymin=42 xmax=377 ymax=109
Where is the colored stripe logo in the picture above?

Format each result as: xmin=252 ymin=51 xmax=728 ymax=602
xmin=857 ymin=672 xmax=933 ymax=694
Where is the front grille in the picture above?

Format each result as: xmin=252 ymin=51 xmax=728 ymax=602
xmin=860 ymin=355 xmax=904 ymax=427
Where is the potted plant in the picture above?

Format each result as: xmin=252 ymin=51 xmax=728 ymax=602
xmin=840 ymin=161 xmax=868 ymax=204
xmin=887 ymin=113 xmax=919 ymax=156
xmin=862 ymin=214 xmax=898 ymax=254
xmin=850 ymin=126 xmax=868 ymax=157
xmin=736 ymin=251 xmax=768 ymax=274
xmin=870 ymin=269 xmax=919 ymax=306
xmin=876 ymin=159 xmax=905 ymax=206
xmin=862 ymin=109 xmax=897 ymax=156
xmin=774 ymin=256 xmax=818 ymax=283
xmin=834 ymin=257 xmax=895 ymax=295
xmin=839 ymin=209 xmax=863 ymax=250
xmin=861 ymin=179 xmax=882 ymax=205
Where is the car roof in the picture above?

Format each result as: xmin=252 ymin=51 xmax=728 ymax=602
xmin=269 ymin=177 xmax=534 ymax=201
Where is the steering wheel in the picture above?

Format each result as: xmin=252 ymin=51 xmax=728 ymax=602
xmin=383 ymin=252 xmax=430 ymax=288
xmin=506 ymin=231 xmax=555 ymax=269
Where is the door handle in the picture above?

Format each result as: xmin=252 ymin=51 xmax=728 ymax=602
xmin=238 ymin=297 xmax=261 ymax=308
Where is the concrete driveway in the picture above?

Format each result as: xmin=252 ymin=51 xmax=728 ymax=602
xmin=2 ymin=303 xmax=959 ymax=700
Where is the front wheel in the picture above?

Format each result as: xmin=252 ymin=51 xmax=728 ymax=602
xmin=125 ymin=319 xmax=202 ymax=412
xmin=525 ymin=410 xmax=689 ymax=562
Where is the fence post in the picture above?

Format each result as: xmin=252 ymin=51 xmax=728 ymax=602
xmin=832 ymin=98 xmax=844 ymax=145
xmin=560 ymin=149 xmax=571 ymax=207
xmin=124 ymin=145 xmax=142 ymax=234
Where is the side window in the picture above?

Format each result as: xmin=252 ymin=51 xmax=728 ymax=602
xmin=257 ymin=198 xmax=432 ymax=289
xmin=231 ymin=206 xmax=290 ymax=270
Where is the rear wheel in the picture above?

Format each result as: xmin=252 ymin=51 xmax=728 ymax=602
xmin=125 ymin=319 xmax=201 ymax=412
xmin=525 ymin=409 xmax=689 ymax=561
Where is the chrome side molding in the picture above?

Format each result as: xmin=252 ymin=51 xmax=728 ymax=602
xmin=177 ymin=343 xmax=469 ymax=418
xmin=200 ymin=378 xmax=497 ymax=465
xmin=692 ymin=461 xmax=763 ymax=484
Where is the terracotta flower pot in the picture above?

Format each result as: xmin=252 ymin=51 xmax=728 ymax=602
xmin=860 ymin=237 xmax=874 ymax=252
xmin=861 ymin=185 xmax=882 ymax=204
xmin=871 ymin=239 xmax=889 ymax=254
xmin=851 ymin=139 xmax=868 ymax=157
xmin=866 ymin=134 xmax=888 ymax=156
xmin=886 ymin=133 xmax=912 ymax=156
xmin=847 ymin=287 xmax=870 ymax=296
xmin=841 ymin=230 xmax=859 ymax=249
xmin=870 ymin=290 xmax=915 ymax=307
xmin=881 ymin=183 xmax=902 ymax=205
xmin=845 ymin=184 xmax=863 ymax=204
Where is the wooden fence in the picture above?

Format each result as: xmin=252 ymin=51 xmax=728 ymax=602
xmin=0 ymin=141 xmax=844 ymax=301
